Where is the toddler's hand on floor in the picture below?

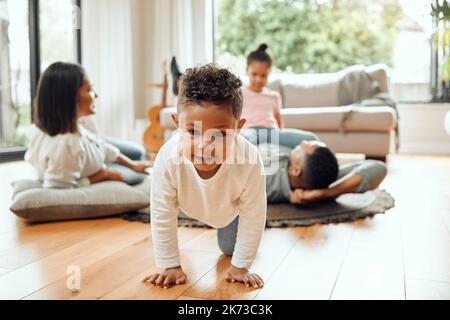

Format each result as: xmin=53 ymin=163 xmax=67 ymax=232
xmin=225 ymin=265 xmax=264 ymax=288
xmin=142 ymin=266 xmax=187 ymax=289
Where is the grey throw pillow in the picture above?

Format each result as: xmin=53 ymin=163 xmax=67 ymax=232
xmin=9 ymin=178 xmax=150 ymax=222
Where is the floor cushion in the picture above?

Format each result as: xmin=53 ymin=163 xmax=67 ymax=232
xmin=9 ymin=178 xmax=150 ymax=222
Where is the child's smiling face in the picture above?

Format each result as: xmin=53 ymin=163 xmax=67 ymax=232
xmin=172 ymin=103 xmax=246 ymax=174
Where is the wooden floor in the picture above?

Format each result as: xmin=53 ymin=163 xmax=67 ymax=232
xmin=0 ymin=155 xmax=449 ymax=300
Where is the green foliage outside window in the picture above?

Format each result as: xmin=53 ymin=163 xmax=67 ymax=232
xmin=217 ymin=0 xmax=403 ymax=73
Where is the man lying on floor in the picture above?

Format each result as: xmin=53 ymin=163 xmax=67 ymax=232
xmin=254 ymin=138 xmax=387 ymax=205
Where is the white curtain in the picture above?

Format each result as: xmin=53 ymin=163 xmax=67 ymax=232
xmin=81 ymin=0 xmax=213 ymax=139
xmin=148 ymin=0 xmax=213 ymax=107
xmin=81 ymin=0 xmax=135 ymax=140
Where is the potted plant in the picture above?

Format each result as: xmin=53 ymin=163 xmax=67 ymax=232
xmin=431 ymin=0 xmax=450 ymax=101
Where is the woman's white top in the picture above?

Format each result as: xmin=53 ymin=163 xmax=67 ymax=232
xmin=150 ymin=132 xmax=267 ymax=270
xmin=78 ymin=115 xmax=100 ymax=135
xmin=25 ymin=124 xmax=119 ymax=188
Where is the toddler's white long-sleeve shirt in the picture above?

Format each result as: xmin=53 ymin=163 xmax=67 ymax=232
xmin=150 ymin=132 xmax=267 ymax=270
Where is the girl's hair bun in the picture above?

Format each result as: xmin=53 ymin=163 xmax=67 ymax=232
xmin=247 ymin=43 xmax=272 ymax=67
xmin=257 ymin=43 xmax=268 ymax=52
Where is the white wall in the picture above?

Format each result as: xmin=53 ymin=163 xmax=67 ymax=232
xmin=133 ymin=0 xmax=213 ymax=118
xmin=398 ymin=103 xmax=450 ymax=155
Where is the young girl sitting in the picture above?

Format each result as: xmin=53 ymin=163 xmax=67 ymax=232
xmin=241 ymin=44 xmax=318 ymax=148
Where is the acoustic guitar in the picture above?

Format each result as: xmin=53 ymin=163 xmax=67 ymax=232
xmin=143 ymin=61 xmax=169 ymax=159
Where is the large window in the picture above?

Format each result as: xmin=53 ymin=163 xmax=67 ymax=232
xmin=0 ymin=0 xmax=31 ymax=151
xmin=0 ymin=0 xmax=80 ymax=157
xmin=40 ymin=0 xmax=80 ymax=71
xmin=214 ymin=0 xmax=431 ymax=101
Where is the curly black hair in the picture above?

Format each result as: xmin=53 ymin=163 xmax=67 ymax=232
xmin=247 ymin=43 xmax=272 ymax=67
xmin=305 ymin=147 xmax=339 ymax=189
xmin=177 ymin=64 xmax=243 ymax=119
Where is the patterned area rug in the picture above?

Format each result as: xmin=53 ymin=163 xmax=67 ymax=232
xmin=121 ymin=189 xmax=395 ymax=228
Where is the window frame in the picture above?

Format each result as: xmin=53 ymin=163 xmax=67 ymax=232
xmin=0 ymin=0 xmax=82 ymax=163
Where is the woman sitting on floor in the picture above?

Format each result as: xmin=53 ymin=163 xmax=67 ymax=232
xmin=25 ymin=62 xmax=150 ymax=188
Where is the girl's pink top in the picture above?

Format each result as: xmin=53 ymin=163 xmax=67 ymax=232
xmin=241 ymin=86 xmax=282 ymax=129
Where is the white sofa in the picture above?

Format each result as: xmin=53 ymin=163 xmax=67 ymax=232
xmin=159 ymin=64 xmax=397 ymax=160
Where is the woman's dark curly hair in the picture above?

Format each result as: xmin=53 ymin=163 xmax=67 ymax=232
xmin=247 ymin=43 xmax=272 ymax=67
xmin=177 ymin=64 xmax=243 ymax=119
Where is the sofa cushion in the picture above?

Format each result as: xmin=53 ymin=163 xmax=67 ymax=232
xmin=281 ymin=106 xmax=397 ymax=132
xmin=282 ymin=73 xmax=341 ymax=108
xmin=273 ymin=64 xmax=389 ymax=108
xmin=9 ymin=178 xmax=150 ymax=222
xmin=161 ymin=105 xmax=397 ymax=133
xmin=316 ymin=131 xmax=391 ymax=157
